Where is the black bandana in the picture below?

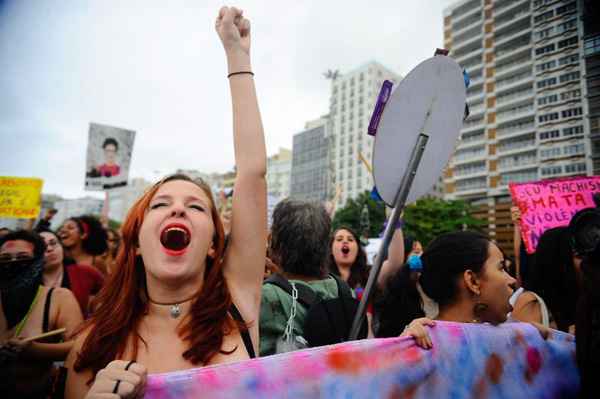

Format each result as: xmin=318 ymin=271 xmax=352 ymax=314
xmin=0 ymin=256 xmax=44 ymax=330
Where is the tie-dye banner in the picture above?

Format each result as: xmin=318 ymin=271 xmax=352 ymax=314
xmin=144 ymin=321 xmax=579 ymax=399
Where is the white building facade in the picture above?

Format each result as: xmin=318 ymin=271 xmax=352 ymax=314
xmin=328 ymin=62 xmax=401 ymax=207
xmin=266 ymin=148 xmax=292 ymax=200
xmin=51 ymin=197 xmax=104 ymax=228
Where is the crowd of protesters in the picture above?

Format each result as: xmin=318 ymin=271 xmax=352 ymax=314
xmin=1 ymin=6 xmax=597 ymax=399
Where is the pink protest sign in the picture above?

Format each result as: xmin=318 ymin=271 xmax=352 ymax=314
xmin=509 ymin=176 xmax=600 ymax=254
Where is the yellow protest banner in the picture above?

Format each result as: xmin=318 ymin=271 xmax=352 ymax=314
xmin=0 ymin=177 xmax=44 ymax=219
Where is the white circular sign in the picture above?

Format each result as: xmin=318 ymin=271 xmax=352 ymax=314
xmin=372 ymin=56 xmax=466 ymax=206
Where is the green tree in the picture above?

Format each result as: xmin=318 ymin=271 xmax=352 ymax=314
xmin=107 ymin=218 xmax=122 ymax=231
xmin=332 ymin=191 xmax=386 ymax=237
xmin=402 ymin=197 xmax=484 ymax=246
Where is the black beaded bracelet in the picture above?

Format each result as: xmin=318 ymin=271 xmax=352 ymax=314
xmin=227 ymin=71 xmax=254 ymax=78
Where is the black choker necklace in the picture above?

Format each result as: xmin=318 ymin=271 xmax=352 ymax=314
xmin=147 ymin=295 xmax=196 ymax=319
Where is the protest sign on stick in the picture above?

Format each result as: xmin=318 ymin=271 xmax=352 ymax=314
xmin=509 ymin=176 xmax=600 ymax=253
xmin=0 ymin=177 xmax=43 ymax=219
xmin=85 ymin=122 xmax=136 ymax=191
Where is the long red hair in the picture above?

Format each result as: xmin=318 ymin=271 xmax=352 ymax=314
xmin=74 ymin=174 xmax=239 ymax=376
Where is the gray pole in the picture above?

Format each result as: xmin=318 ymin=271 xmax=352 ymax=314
xmin=348 ymin=133 xmax=429 ymax=340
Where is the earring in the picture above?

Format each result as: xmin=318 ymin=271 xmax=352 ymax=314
xmin=472 ymin=293 xmax=488 ymax=323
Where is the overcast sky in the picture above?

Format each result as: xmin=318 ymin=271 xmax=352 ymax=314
xmin=0 ymin=0 xmax=457 ymax=199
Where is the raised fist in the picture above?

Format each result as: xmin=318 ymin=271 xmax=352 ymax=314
xmin=216 ymin=6 xmax=251 ymax=56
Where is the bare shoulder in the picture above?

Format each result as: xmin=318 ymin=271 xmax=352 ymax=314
xmin=54 ymin=287 xmax=77 ymax=300
xmin=53 ymin=287 xmax=81 ymax=312
xmin=514 ymin=291 xmax=539 ymax=308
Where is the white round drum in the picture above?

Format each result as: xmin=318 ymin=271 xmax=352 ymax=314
xmin=372 ymin=55 xmax=466 ymax=207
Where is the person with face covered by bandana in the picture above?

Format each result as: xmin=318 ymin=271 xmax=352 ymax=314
xmin=0 ymin=230 xmax=83 ymax=398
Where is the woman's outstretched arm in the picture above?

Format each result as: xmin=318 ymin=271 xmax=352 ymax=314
xmin=216 ymin=7 xmax=267 ymax=330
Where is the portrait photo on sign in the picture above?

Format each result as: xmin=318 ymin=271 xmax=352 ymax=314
xmin=85 ymin=123 xmax=135 ymax=191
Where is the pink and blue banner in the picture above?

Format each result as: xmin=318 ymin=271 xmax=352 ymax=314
xmin=144 ymin=321 xmax=579 ymax=399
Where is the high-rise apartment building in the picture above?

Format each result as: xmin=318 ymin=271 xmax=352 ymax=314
xmin=581 ymin=0 xmax=600 ymax=173
xmin=266 ymin=148 xmax=292 ymax=200
xmin=443 ymin=0 xmax=589 ymax=203
xmin=290 ymin=116 xmax=330 ymax=202
xmin=327 ymin=62 xmax=401 ymax=207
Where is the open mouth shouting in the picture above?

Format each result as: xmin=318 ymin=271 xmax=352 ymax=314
xmin=341 ymin=245 xmax=350 ymax=256
xmin=160 ymin=223 xmax=191 ymax=256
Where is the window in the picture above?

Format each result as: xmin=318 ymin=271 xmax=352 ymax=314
xmin=535 ymin=27 xmax=554 ymax=40
xmin=558 ymin=53 xmax=579 ymax=66
xmin=563 ymin=143 xmax=584 ymax=155
xmin=541 ymin=165 xmax=562 ymax=176
xmin=563 ymin=125 xmax=583 ymax=136
xmin=540 ymin=129 xmax=560 ymax=140
xmin=565 ymin=163 xmax=586 ymax=173
xmin=559 ymin=71 xmax=580 ymax=83
xmin=538 ymin=94 xmax=558 ymax=105
xmin=539 ymin=112 xmax=559 ymax=123
xmin=584 ymin=36 xmax=600 ymax=56
xmin=540 ymin=147 xmax=561 ymax=158
xmin=534 ymin=10 xmax=553 ymax=24
xmin=500 ymin=169 xmax=538 ymax=184
xmin=556 ymin=18 xmax=577 ymax=34
xmin=536 ymin=60 xmax=556 ymax=72
xmin=537 ymin=77 xmax=557 ymax=88
xmin=556 ymin=2 xmax=576 ymax=15
xmin=558 ymin=36 xmax=578 ymax=49
xmin=561 ymin=89 xmax=581 ymax=101
xmin=561 ymin=107 xmax=582 ymax=118
xmin=536 ymin=43 xmax=555 ymax=56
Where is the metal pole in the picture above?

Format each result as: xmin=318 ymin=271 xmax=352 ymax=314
xmin=348 ymin=133 xmax=429 ymax=340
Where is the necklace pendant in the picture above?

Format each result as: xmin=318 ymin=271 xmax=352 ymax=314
xmin=170 ymin=304 xmax=181 ymax=319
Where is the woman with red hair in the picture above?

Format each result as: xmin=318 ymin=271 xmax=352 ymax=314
xmin=65 ymin=7 xmax=267 ymax=398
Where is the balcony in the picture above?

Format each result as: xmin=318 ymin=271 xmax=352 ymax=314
xmin=495 ymin=18 xmax=532 ymax=47
xmin=456 ymin=47 xmax=484 ymax=65
xmin=469 ymin=101 xmax=486 ymax=115
xmin=455 ymin=177 xmax=488 ymax=194
xmin=496 ymin=33 xmax=532 ymax=62
xmin=495 ymin=3 xmax=531 ymax=31
xmin=453 ymin=39 xmax=483 ymax=59
xmin=453 ymin=160 xmax=487 ymax=177
xmin=496 ymin=57 xmax=533 ymax=80
xmin=498 ymin=152 xmax=538 ymax=172
xmin=500 ymin=168 xmax=539 ymax=185
xmin=496 ymin=85 xmax=535 ymax=106
xmin=496 ymin=69 xmax=533 ymax=91
xmin=494 ymin=0 xmax=529 ymax=15
xmin=453 ymin=10 xmax=483 ymax=35
xmin=454 ymin=24 xmax=483 ymax=45
xmin=453 ymin=152 xmax=487 ymax=166
xmin=461 ymin=54 xmax=483 ymax=70
xmin=453 ymin=36 xmax=483 ymax=57
xmin=451 ymin=0 xmax=481 ymax=18
xmin=462 ymin=115 xmax=485 ymax=132
xmin=496 ymin=102 xmax=535 ymax=122
xmin=497 ymin=117 xmax=536 ymax=138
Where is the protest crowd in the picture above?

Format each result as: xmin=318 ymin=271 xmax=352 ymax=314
xmin=1 ymin=6 xmax=599 ymax=399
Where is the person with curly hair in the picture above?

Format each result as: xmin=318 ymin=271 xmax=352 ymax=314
xmin=58 ymin=215 xmax=108 ymax=275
